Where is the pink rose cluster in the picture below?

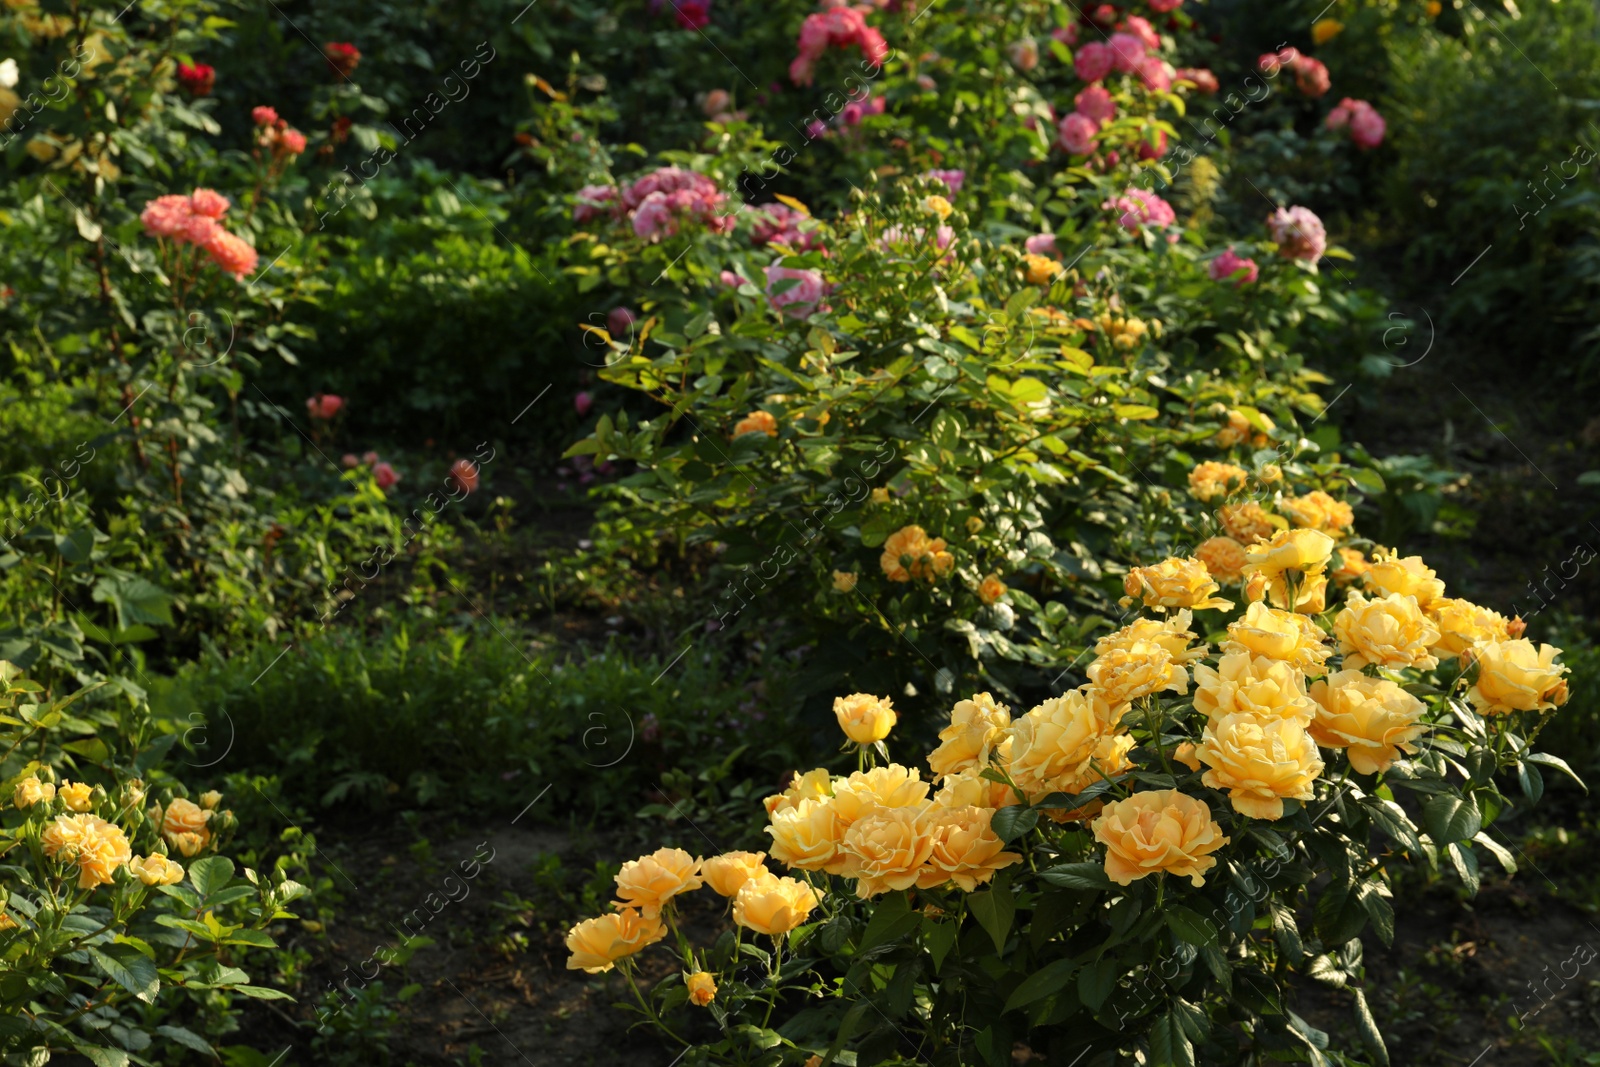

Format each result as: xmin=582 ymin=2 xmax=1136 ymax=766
xmin=139 ymin=188 xmax=260 ymax=280
xmin=750 ymin=203 xmax=825 ymax=252
xmin=790 ymin=7 xmax=888 ymax=87
xmin=1258 ymin=48 xmax=1330 ymax=98
xmin=341 ymin=450 xmax=402 ymax=491
xmin=574 ymin=167 xmax=735 ymax=240
xmin=251 ymin=105 xmax=307 ymax=159
xmin=1175 ymin=67 xmax=1218 ymax=94
xmin=1325 ymin=97 xmax=1386 ymax=149
xmin=1208 ymin=247 xmax=1259 ymax=286
xmin=1057 ymin=84 xmax=1115 ymax=155
xmin=1266 ymin=205 xmax=1327 ymax=264
xmin=764 ymin=264 xmax=827 ymax=318
xmin=1073 ymin=16 xmax=1173 ymax=90
xmin=1104 ymin=186 xmax=1178 ymax=237
xmin=307 ymin=393 xmax=345 ymax=420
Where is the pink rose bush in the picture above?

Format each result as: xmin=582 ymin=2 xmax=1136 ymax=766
xmin=1259 ymin=48 xmax=1330 ymax=97
xmin=1326 ymin=97 xmax=1386 ymax=149
xmin=1074 ymin=42 xmax=1114 ymax=83
xmin=1105 ymin=187 xmax=1177 ymax=236
xmin=790 ymin=7 xmax=888 ymax=86
xmin=1267 ymin=205 xmax=1328 ymax=264
xmin=750 ymin=203 xmax=824 ymax=251
xmin=1208 ymin=247 xmax=1259 ymax=286
xmin=764 ymin=265 xmax=826 ymax=318
xmin=140 ymin=189 xmax=260 ymax=279
xmin=576 ymin=167 xmax=734 ymax=239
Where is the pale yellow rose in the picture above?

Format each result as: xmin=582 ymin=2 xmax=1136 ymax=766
xmin=169 ymin=832 xmax=208 ymax=858
xmin=1365 ymin=550 xmax=1445 ymax=609
xmin=198 ymin=791 xmax=223 ymax=810
xmin=766 ymin=796 xmax=843 ymax=872
xmin=1467 ymin=639 xmax=1569 ymax=716
xmin=733 ymin=410 xmax=779 ymax=438
xmin=701 ymin=851 xmax=775 ymax=898
xmin=916 ymin=806 xmax=1023 ymax=891
xmin=1086 ymin=641 xmax=1189 ymax=706
xmin=1197 ymin=713 xmax=1323 ymax=820
xmin=1427 ymin=598 xmax=1510 ymax=660
xmin=978 ymin=575 xmax=1008 ymax=605
xmin=1095 ymin=610 xmax=1206 ymax=664
xmin=58 ymin=781 xmax=94 ymax=813
xmin=565 ymin=909 xmax=667 ymax=973
xmin=1334 ymin=591 xmax=1442 ymax=671
xmin=764 ymin=768 xmax=834 ymax=816
xmin=880 ymin=524 xmax=954 ymax=583
xmin=927 ymin=692 xmax=1013 ymax=779
xmin=1280 ymin=490 xmax=1354 ymax=534
xmin=686 ymin=971 xmax=718 ymax=1006
xmin=831 ymin=764 xmax=931 ymax=826
xmin=832 ymin=570 xmax=859 ymax=593
xmin=1188 ymin=462 xmax=1249 ymax=502
xmin=1093 ymin=790 xmax=1229 ymax=887
xmin=41 ymin=814 xmax=132 ymax=890
xmin=933 ymin=767 xmax=1017 ymax=810
xmin=1259 ymin=463 xmax=1283 ymax=484
xmin=1224 ymin=601 xmax=1332 ymax=675
xmin=1307 ymin=670 xmax=1427 ymax=774
xmin=840 ymin=804 xmax=935 ymax=897
xmin=834 ymin=692 xmax=898 ymax=744
xmin=1330 ymin=546 xmax=1369 ymax=586
xmin=733 ymin=876 xmax=823 ymax=936
xmin=1195 ymin=536 xmax=1249 ymax=583
xmin=1006 ymin=688 xmax=1129 ymax=804
xmin=613 ymin=847 xmax=703 ymax=917
xmin=1193 ymin=650 xmax=1316 ymax=725
xmin=921 ymin=194 xmax=954 ymax=220
xmin=1218 ymin=501 xmax=1280 ymax=545
xmin=1121 ymin=556 xmax=1232 ymax=612
xmin=127 ymin=853 xmax=185 ymax=887
xmin=161 ymin=797 xmax=212 ymax=854
xmin=1244 ymin=528 xmax=1335 ymax=580
xmin=12 ymin=776 xmax=54 ymax=809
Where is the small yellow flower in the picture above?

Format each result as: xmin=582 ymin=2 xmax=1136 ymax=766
xmin=834 ymin=692 xmax=898 ymax=744
xmin=977 ymin=574 xmax=1007 ymax=605
xmin=1427 ymin=598 xmax=1510 ymax=660
xmin=0 ymin=913 xmax=16 ymax=933
xmin=162 ymin=798 xmax=212 ymax=855
xmin=686 ymin=971 xmax=718 ymax=1006
xmin=839 ymin=805 xmax=935 ymax=897
xmin=1188 ymin=461 xmax=1249 ymax=502
xmin=917 ymin=806 xmax=1023 ymax=891
xmin=1365 ymin=550 xmax=1445 ymax=609
xmin=1330 ymin=546 xmax=1369 ymax=587
xmin=880 ymin=525 xmax=954 ymax=583
xmin=1217 ymin=501 xmax=1280 ymax=545
xmin=965 ymin=516 xmax=984 ymax=534
xmin=1193 ymin=649 xmax=1317 ymax=725
xmin=41 ymin=814 xmax=132 ymax=889
xmin=12 ymin=776 xmax=55 ymax=809
xmin=1224 ymin=601 xmax=1333 ymax=676
xmin=1095 ymin=610 xmax=1206 ymax=664
xmin=1258 ymin=463 xmax=1283 ymax=484
xmin=1197 ymin=713 xmax=1323 ymax=820
xmin=1087 ymin=641 xmax=1189 ymax=706
xmin=832 ymin=569 xmax=859 ymax=593
xmin=733 ymin=410 xmax=779 ymax=438
xmin=921 ymin=194 xmax=954 ymax=220
xmin=1195 ymin=536 xmax=1249 ymax=583
xmin=58 ymin=781 xmax=94 ymax=813
xmin=198 ymin=791 xmax=223 ymax=810
xmin=1281 ymin=490 xmax=1354 ymax=534
xmin=766 ymin=797 xmax=844 ymax=872
xmin=1312 ymin=18 xmax=1344 ymax=44
xmin=871 ymin=487 xmax=891 ymax=504
xmin=1006 ymin=688 xmax=1131 ymax=805
xmin=763 ymin=768 xmax=833 ymax=816
xmin=1023 ymin=253 xmax=1062 ymax=286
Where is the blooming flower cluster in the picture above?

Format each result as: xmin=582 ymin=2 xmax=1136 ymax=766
xmin=139 ymin=188 xmax=260 ymax=279
xmin=1326 ymin=96 xmax=1387 ymax=149
xmin=1259 ymin=47 xmax=1330 ymax=96
xmin=1266 ymin=204 xmax=1328 ymax=264
xmin=789 ymin=7 xmax=888 ymax=87
xmin=177 ymin=61 xmax=215 ymax=97
xmin=577 ymin=166 xmax=735 ymax=241
xmin=251 ymin=105 xmax=307 ymax=161
xmin=1104 ymin=186 xmax=1178 ymax=237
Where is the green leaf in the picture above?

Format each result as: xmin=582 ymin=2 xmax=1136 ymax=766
xmin=1038 ymin=861 xmax=1111 ymax=891
xmin=1526 ymin=753 xmax=1587 ymax=790
xmin=89 ymin=944 xmax=159 ymax=1004
xmin=1473 ymin=831 xmax=1517 ymax=874
xmin=968 ymin=876 xmax=1016 ymax=953
xmin=1165 ymin=906 xmax=1218 ymax=947
xmin=1003 ymin=958 xmax=1078 ymax=1013
xmin=990 ymin=804 xmax=1038 ymax=843
xmin=189 ymin=856 xmax=236 ymax=899
xmin=1518 ymin=760 xmax=1544 ymax=803
xmin=1445 ymin=841 xmax=1481 ymax=894
xmin=856 ymin=891 xmax=917 ymax=955
xmin=234 ymin=985 xmax=295 ymax=1000
xmin=1359 ymin=886 xmax=1394 ymax=947
xmin=155 ymin=1026 xmax=215 ymax=1055
xmin=1351 ymin=988 xmax=1390 ymax=1066
xmin=1148 ymin=1010 xmax=1196 ymax=1067
xmin=91 ymin=576 xmax=175 ymax=630
xmin=1269 ymin=902 xmax=1303 ymax=961
xmin=922 ymin=919 xmax=958 ymax=974
xmin=1078 ymin=957 xmax=1118 ymax=1012
xmin=77 ymin=1047 xmax=129 ymax=1067
xmin=1422 ymin=794 xmax=1481 ymax=845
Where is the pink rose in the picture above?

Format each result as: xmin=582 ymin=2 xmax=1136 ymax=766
xmin=1057 ymin=112 xmax=1098 ymax=155
xmin=1136 ymin=128 xmax=1168 ymax=160
xmin=720 ymin=270 xmax=749 ymax=288
xmin=1149 ymin=0 xmax=1183 ymax=10
xmin=279 ymin=127 xmax=307 ymax=156
xmin=575 ymin=391 xmax=593 ymax=417
xmin=251 ymin=105 xmax=278 ymax=126
xmin=341 ymin=453 xmax=361 ymax=468
xmin=674 ymin=0 xmax=710 ymax=29
xmin=1007 ymin=38 xmax=1039 ymax=72
xmin=764 ymin=264 xmax=825 ymax=318
xmin=1294 ymin=56 xmax=1330 ymax=97
xmin=1349 ymin=106 xmax=1385 ymax=148
xmin=372 ymin=462 xmax=401 ymax=490
xmin=1107 ymin=33 xmax=1146 ymax=73
xmin=1052 ymin=24 xmax=1079 ymax=47
xmin=1119 ymin=16 xmax=1160 ymax=49
xmin=607 ymin=307 xmax=636 ymax=336
xmin=1105 ymin=187 xmax=1177 ymax=233
xmin=306 ymin=394 xmax=344 ymax=420
xmin=1208 ymin=247 xmax=1259 ymax=286
xmin=189 ymin=188 xmax=230 ymax=219
xmin=447 ymin=459 xmax=480 ymax=495
xmin=1258 ymin=48 xmax=1299 ymax=77
xmin=1024 ymin=233 xmax=1057 ymax=256
xmin=1074 ymin=85 xmax=1115 ymax=125
xmin=1074 ymin=41 xmax=1114 ymax=83
xmin=1175 ymin=68 xmax=1218 ymax=94
xmin=573 ymin=185 xmax=619 ymax=223
xmin=1266 ymin=205 xmax=1327 ymax=264
xmin=1137 ymin=56 xmax=1174 ymax=92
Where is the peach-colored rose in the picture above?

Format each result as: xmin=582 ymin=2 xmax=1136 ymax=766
xmin=1333 ymin=591 xmax=1441 ymax=671
xmin=1188 ymin=461 xmax=1249 ymax=502
xmin=916 ymin=805 xmax=1023 ymax=891
xmin=764 ymin=768 xmax=833 ymax=815
xmin=701 ymin=851 xmax=775 ymax=898
xmin=840 ymin=804 xmax=935 ymax=897
xmin=162 ymin=797 xmax=212 ymax=854
xmin=834 ymin=692 xmax=898 ymax=744
xmin=1467 ymin=639 xmax=1569 ymax=715
xmin=933 ymin=767 xmax=1017 ymax=809
xmin=613 ymin=847 xmax=703 ymax=917
xmin=1006 ymin=688 xmax=1130 ymax=804
xmin=880 ymin=525 xmax=954 ymax=583
xmin=12 ymin=776 xmax=54 ymax=809
xmin=927 ymin=692 xmax=1012 ymax=779
xmin=565 ymin=909 xmax=667 ymax=973
xmin=1193 ymin=650 xmax=1316 ymax=725
xmin=978 ymin=574 xmax=1008 ymax=605
xmin=1093 ymin=790 xmax=1229 ymax=887
xmin=1307 ymin=670 xmax=1427 ymax=774
xmin=1281 ymin=490 xmax=1354 ymax=533
xmin=1365 ymin=550 xmax=1445 ymax=609
xmin=1095 ymin=610 xmax=1205 ymax=664
xmin=1427 ymin=598 xmax=1510 ymax=660
xmin=1195 ymin=536 xmax=1249 ymax=582
xmin=831 ymin=765 xmax=931 ymax=827
xmin=766 ymin=796 xmax=843 ymax=872
xmin=686 ymin=971 xmax=718 ymax=1006
xmin=128 ymin=853 xmax=185 ymax=886
xmin=1173 ymin=741 xmax=1202 ymax=772
xmin=733 ymin=876 xmax=823 ymax=935
xmin=1086 ymin=641 xmax=1190 ymax=706
xmin=1218 ymin=501 xmax=1279 ymax=545
xmin=1121 ymin=556 xmax=1232 ymax=611
xmin=1197 ymin=713 xmax=1323 ymax=820
xmin=733 ymin=410 xmax=779 ymax=437
xmin=832 ymin=570 xmax=858 ymax=593
xmin=41 ymin=814 xmax=132 ymax=889
xmin=1330 ymin=546 xmax=1369 ymax=586
xmin=1224 ymin=601 xmax=1332 ymax=675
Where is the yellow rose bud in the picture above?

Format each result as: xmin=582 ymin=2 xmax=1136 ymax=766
xmin=1197 ymin=713 xmax=1323 ymax=820
xmin=1224 ymin=601 xmax=1332 ymax=675
xmin=1120 ymin=556 xmax=1233 ymax=612
xmin=1193 ymin=650 xmax=1317 ymax=725
xmin=1195 ymin=536 xmax=1249 ymax=583
xmin=1259 ymin=463 xmax=1283 ymax=485
xmin=831 ymin=569 xmax=859 ymax=593
xmin=1333 ymin=591 xmax=1442 ymax=672
xmin=1426 ymin=598 xmax=1510 ymax=660
xmin=701 ymin=852 xmax=775 ymax=898
xmin=1087 ymin=641 xmax=1190 ymax=707
xmin=198 ymin=791 xmax=223 ymax=810
xmin=1365 ymin=550 xmax=1445 ymax=609
xmin=927 ymin=692 xmax=1012 ymax=780
xmin=1093 ymin=790 xmax=1229 ymax=887
xmin=685 ymin=971 xmax=718 ymax=1006
xmin=127 ymin=853 xmax=185 ymax=887
xmin=733 ymin=875 xmax=823 ymax=936
xmin=58 ymin=781 xmax=94 ymax=813
xmin=871 ymin=487 xmax=891 ymax=504
xmin=613 ymin=848 xmax=703 ymax=918
xmin=915 ymin=805 xmax=1023 ymax=891
xmin=1187 ymin=461 xmax=1249 ymax=502
xmin=977 ymin=574 xmax=1007 ymax=605
xmin=170 ymin=832 xmax=207 ymax=857
xmin=0 ymin=913 xmax=16 ymax=933
xmin=1307 ymin=670 xmax=1427 ymax=774
xmin=564 ymin=909 xmax=667 ymax=973
xmin=833 ymin=692 xmax=898 ymax=744
xmin=1467 ymin=639 xmax=1569 ymax=716
xmin=1172 ymin=741 xmax=1202 ymax=772
xmin=12 ymin=776 xmax=54 ymax=809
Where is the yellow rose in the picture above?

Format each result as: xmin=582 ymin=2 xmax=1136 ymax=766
xmin=1281 ymin=490 xmax=1354 ymax=534
xmin=198 ymin=790 xmax=223 ymax=810
xmin=1093 ymin=790 xmax=1229 ymax=888
xmin=1197 ymin=713 xmax=1323 ymax=820
xmin=1120 ymin=556 xmax=1233 ymax=612
xmin=686 ymin=971 xmax=718 ymax=1006
xmin=1188 ymin=462 xmax=1249 ymax=502
xmin=921 ymin=194 xmax=954 ymax=220
xmin=1006 ymin=688 xmax=1130 ymax=804
xmin=1023 ymin=253 xmax=1061 ymax=285
xmin=1307 ymin=670 xmax=1427 ymax=774
xmin=1193 ymin=650 xmax=1316 ymax=725
xmin=1467 ymin=639 xmax=1569 ymax=716
xmin=1333 ymin=591 xmax=1442 ymax=672
xmin=927 ymin=692 xmax=1012 ymax=779
xmin=1086 ymin=641 xmax=1189 ymax=706
xmin=733 ymin=875 xmax=823 ymax=936
xmin=977 ymin=574 xmax=1007 ymax=605
xmin=1365 ymin=550 xmax=1445 ymax=609
xmin=880 ymin=524 xmax=954 ymax=583
xmin=58 ymin=781 xmax=94 ymax=813
xmin=0 ymin=913 xmax=15 ymax=933
xmin=733 ymin=410 xmax=779 ymax=438
xmin=831 ymin=570 xmax=859 ymax=593
xmin=1427 ymin=598 xmax=1510 ymax=660
xmin=764 ymin=768 xmax=833 ymax=816
xmin=565 ymin=909 xmax=667 ymax=973
xmin=766 ymin=796 xmax=843 ymax=872
xmin=613 ymin=847 xmax=703 ymax=917
xmin=1259 ymin=463 xmax=1283 ymax=485
xmin=1244 ymin=528 xmax=1335 ymax=580
xmin=1330 ymin=546 xmax=1369 ymax=587
xmin=169 ymin=832 xmax=207 ymax=857
xmin=834 ymin=692 xmax=898 ymax=744
xmin=1218 ymin=501 xmax=1279 ymax=545
xmin=12 ymin=776 xmax=54 ymax=809
xmin=871 ymin=487 xmax=891 ymax=504
xmin=41 ymin=814 xmax=132 ymax=890
xmin=1247 ymin=570 xmax=1328 ymax=615
xmin=701 ymin=851 xmax=774 ymax=898
xmin=1224 ymin=601 xmax=1332 ymax=675
xmin=1312 ymin=18 xmax=1344 ymax=44
xmin=1214 ymin=408 xmax=1272 ymax=449
xmin=916 ymin=806 xmax=1023 ymax=891
xmin=127 ymin=853 xmax=185 ymax=887
xmin=161 ymin=797 xmax=212 ymax=854
xmin=831 ymin=765 xmax=931 ymax=826
xmin=933 ymin=767 xmax=1017 ymax=809
xmin=1195 ymin=536 xmax=1249 ymax=583
xmin=840 ymin=804 xmax=935 ymax=897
